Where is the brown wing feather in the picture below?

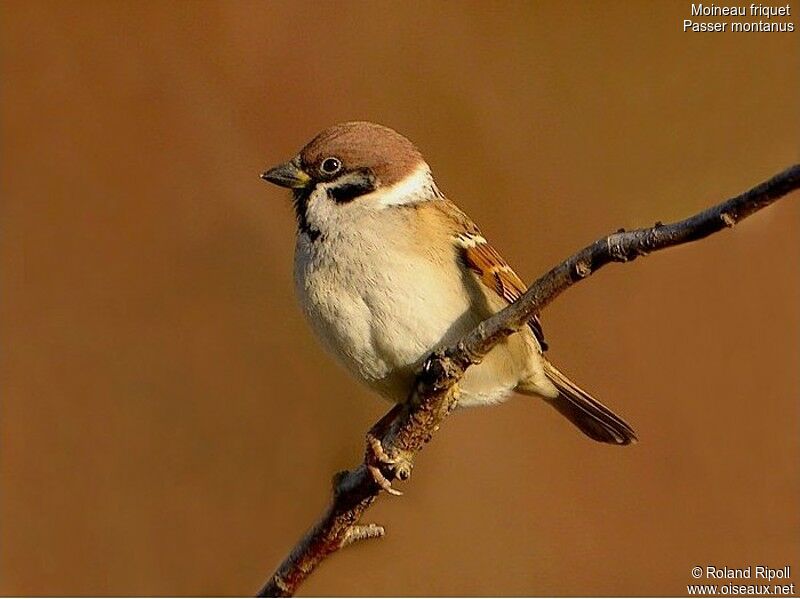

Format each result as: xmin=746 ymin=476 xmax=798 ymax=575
xmin=424 ymin=197 xmax=548 ymax=350
xmin=459 ymin=235 xmax=548 ymax=351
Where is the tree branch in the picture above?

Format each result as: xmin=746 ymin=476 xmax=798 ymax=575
xmin=257 ymin=164 xmax=800 ymax=597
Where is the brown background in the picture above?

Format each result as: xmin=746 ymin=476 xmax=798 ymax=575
xmin=2 ymin=1 xmax=799 ymax=596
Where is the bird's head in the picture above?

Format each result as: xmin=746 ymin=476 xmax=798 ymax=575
xmin=262 ymin=122 xmax=437 ymax=240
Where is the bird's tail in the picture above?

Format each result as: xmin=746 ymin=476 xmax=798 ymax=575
xmin=521 ymin=360 xmax=637 ymax=445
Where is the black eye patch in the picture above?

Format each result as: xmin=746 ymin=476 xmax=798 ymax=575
xmin=327 ymin=170 xmax=377 ymax=204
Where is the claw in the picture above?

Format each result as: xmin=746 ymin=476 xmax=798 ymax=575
xmin=365 ymin=433 xmax=413 ymax=496
xmin=367 ymin=434 xmax=393 ymax=464
xmin=368 ymin=464 xmax=403 ymax=496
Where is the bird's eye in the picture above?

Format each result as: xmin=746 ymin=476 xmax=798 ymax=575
xmin=320 ymin=157 xmax=342 ymax=175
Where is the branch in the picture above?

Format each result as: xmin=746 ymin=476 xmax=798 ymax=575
xmin=257 ymin=164 xmax=800 ymax=597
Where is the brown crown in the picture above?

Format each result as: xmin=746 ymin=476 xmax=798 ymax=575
xmin=299 ymin=122 xmax=425 ymax=187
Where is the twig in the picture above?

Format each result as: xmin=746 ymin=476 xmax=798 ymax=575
xmin=257 ymin=164 xmax=800 ymax=597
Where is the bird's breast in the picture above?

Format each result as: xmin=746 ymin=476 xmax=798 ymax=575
xmin=293 ymin=228 xmax=476 ymax=400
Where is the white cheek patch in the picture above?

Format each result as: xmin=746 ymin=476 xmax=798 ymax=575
xmin=302 ymin=163 xmax=438 ymax=237
xmin=371 ymin=164 xmax=436 ymax=207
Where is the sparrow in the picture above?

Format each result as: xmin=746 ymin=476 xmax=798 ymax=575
xmin=262 ymin=122 xmax=636 ymax=492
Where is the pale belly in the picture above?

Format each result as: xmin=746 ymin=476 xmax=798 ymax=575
xmin=294 ymin=234 xmax=544 ymax=407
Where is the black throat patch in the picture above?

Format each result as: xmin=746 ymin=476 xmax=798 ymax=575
xmin=292 ymin=187 xmax=322 ymax=242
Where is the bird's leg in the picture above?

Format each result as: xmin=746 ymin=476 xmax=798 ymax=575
xmin=364 ymin=403 xmax=414 ymax=496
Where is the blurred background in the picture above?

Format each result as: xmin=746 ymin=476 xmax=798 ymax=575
xmin=2 ymin=1 xmax=798 ymax=596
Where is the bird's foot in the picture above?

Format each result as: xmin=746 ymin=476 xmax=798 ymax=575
xmin=365 ymin=432 xmax=413 ymax=496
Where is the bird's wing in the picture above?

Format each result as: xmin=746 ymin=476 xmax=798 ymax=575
xmin=426 ymin=199 xmax=638 ymax=444
xmin=456 ymin=231 xmax=548 ymax=351
xmin=431 ymin=199 xmax=548 ymax=351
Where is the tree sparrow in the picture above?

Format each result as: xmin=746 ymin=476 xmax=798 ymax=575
xmin=261 ymin=122 xmax=635 ymax=489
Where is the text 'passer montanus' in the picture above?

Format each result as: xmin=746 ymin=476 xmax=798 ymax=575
xmin=262 ymin=122 xmax=635 ymax=490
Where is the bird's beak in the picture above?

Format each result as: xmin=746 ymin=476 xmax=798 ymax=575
xmin=260 ymin=158 xmax=311 ymax=189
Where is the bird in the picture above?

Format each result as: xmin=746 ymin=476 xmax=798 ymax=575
xmin=261 ymin=121 xmax=636 ymax=492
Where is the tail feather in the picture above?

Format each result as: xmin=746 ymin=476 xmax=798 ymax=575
xmin=540 ymin=360 xmax=637 ymax=445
